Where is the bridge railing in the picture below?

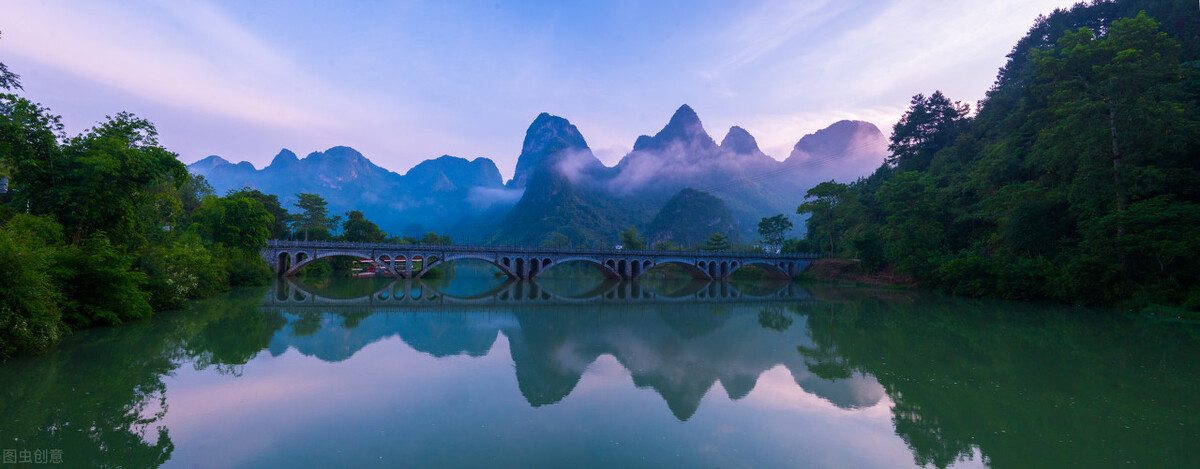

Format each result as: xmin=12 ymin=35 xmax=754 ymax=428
xmin=264 ymin=239 xmax=822 ymax=260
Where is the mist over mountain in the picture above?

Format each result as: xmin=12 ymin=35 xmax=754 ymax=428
xmin=189 ymin=106 xmax=887 ymax=245
xmin=492 ymin=105 xmax=885 ymax=246
xmin=509 ymin=113 xmax=604 ymax=189
xmin=489 ymin=115 xmax=639 ymax=245
xmin=188 ymin=146 xmax=503 ymax=235
xmin=785 ymin=120 xmax=889 ymax=187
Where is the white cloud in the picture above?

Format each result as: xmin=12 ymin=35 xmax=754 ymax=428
xmin=0 ymin=0 xmax=344 ymax=130
xmin=709 ymin=0 xmax=843 ymax=75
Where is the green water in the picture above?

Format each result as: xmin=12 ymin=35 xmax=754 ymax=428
xmin=1 ymin=274 xmax=1197 ymax=468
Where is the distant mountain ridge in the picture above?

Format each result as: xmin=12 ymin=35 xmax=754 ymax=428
xmin=188 ymin=106 xmax=887 ymax=245
xmin=189 ymin=146 xmax=503 ymax=234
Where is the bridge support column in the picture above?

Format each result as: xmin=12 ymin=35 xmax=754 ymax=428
xmin=267 ymin=251 xmax=281 ymax=275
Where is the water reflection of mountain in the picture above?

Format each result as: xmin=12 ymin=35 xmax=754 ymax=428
xmin=260 ymin=279 xmax=885 ymax=420
xmin=506 ymin=305 xmax=885 ymax=420
xmin=8 ymin=279 xmax=1199 ymax=468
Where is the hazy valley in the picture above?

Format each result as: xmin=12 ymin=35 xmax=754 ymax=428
xmin=190 ymin=105 xmax=887 ymax=245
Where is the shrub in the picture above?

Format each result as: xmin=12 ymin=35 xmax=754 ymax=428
xmin=0 ymin=215 xmax=67 ymax=357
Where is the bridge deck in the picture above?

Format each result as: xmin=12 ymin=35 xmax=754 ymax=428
xmin=264 ymin=240 xmax=820 ymax=260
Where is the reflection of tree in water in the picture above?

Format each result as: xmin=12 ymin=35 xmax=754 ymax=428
xmin=337 ymin=310 xmax=372 ymax=329
xmin=290 ymin=312 xmax=325 ymax=337
xmin=183 ymin=288 xmax=288 ymax=373
xmin=0 ymin=285 xmax=290 ymax=468
xmin=799 ymin=289 xmax=1200 ymax=468
xmin=292 ymin=276 xmax=395 ymax=299
xmin=0 ymin=317 xmax=177 ymax=467
xmin=757 ymin=306 xmax=793 ymax=332
xmin=795 ymin=345 xmax=852 ymax=382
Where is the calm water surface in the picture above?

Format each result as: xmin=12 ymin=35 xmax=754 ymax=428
xmin=2 ymin=273 xmax=1198 ymax=468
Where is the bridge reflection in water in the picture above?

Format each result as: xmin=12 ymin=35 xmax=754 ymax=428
xmin=262 ymin=277 xmax=816 ymax=313
xmin=257 ymin=277 xmax=884 ymax=421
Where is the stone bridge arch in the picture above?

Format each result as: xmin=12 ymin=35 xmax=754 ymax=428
xmin=416 ymin=253 xmax=518 ymax=279
xmin=543 ymin=256 xmax=621 ymax=280
xmin=729 ymin=262 xmax=793 ymax=280
xmin=283 ymin=250 xmax=373 ymax=276
xmin=648 ymin=258 xmax=715 ymax=281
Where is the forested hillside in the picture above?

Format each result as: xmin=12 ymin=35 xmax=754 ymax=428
xmin=646 ymin=188 xmax=738 ymax=248
xmin=799 ymin=0 xmax=1200 ymax=311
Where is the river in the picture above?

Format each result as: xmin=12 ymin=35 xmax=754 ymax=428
xmin=1 ymin=272 xmax=1197 ymax=468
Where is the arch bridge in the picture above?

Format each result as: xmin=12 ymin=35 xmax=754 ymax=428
xmin=264 ymin=240 xmax=819 ymax=280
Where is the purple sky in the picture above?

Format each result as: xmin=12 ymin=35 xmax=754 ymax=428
xmin=1 ymin=0 xmax=1078 ymax=179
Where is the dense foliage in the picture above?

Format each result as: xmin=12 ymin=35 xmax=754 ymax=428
xmin=800 ymin=2 xmax=1200 ymax=312
xmin=0 ymin=50 xmax=306 ymax=356
xmin=0 ymin=72 xmax=418 ymax=355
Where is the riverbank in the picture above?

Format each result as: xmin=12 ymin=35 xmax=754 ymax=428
xmin=802 ymin=259 xmax=1200 ymax=320
xmin=801 ymin=259 xmax=918 ymax=289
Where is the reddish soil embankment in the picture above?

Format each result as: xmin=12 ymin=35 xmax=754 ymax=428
xmin=804 ymin=259 xmax=918 ymax=288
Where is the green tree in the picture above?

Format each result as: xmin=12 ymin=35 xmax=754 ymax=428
xmin=340 ymin=210 xmax=387 ymax=243
xmin=10 ymin=113 xmax=187 ymax=246
xmin=619 ymin=226 xmax=646 ymax=250
xmin=193 ymin=194 xmax=273 ymax=251
xmin=52 ymin=233 xmax=151 ymax=327
xmin=797 ymin=180 xmax=848 ymax=258
xmin=70 ymin=114 xmax=187 ymax=246
xmin=702 ymin=232 xmax=731 ymax=251
xmin=227 ymin=187 xmax=290 ymax=239
xmin=420 ymin=232 xmax=451 ymax=245
xmin=1069 ymin=196 xmax=1200 ymax=305
xmin=876 ymin=172 xmax=946 ymax=278
xmin=0 ymin=214 xmax=66 ymax=358
xmin=1 ymin=95 xmax=65 ymax=218
xmin=1032 ymin=12 xmax=1192 ymax=220
xmin=887 ymin=91 xmax=970 ymax=172
xmin=291 ymin=192 xmax=338 ymax=241
xmin=179 ymin=174 xmax=214 ymax=214
xmin=757 ymin=214 xmax=793 ymax=252
xmin=781 ymin=238 xmax=814 ymax=254
xmin=136 ymin=232 xmax=227 ymax=310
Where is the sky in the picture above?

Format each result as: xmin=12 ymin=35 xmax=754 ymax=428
xmin=0 ymin=0 xmax=1080 ymax=180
